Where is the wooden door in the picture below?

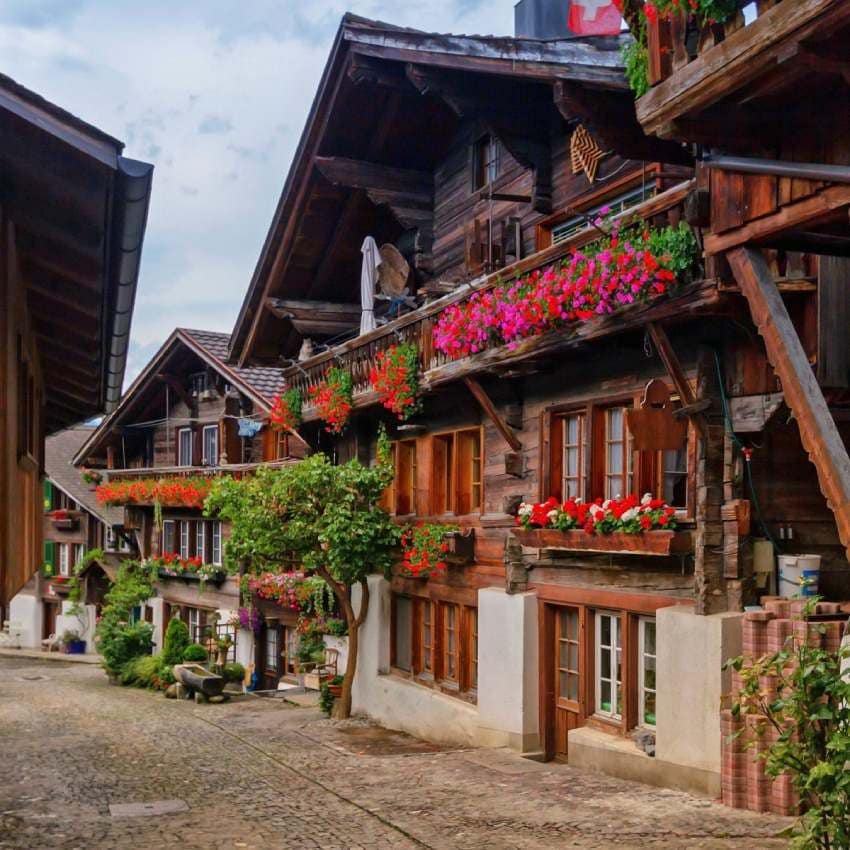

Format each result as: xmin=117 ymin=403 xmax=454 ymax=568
xmin=553 ymin=605 xmax=585 ymax=760
xmin=259 ymin=622 xmax=283 ymax=690
xmin=43 ymin=602 xmax=59 ymax=640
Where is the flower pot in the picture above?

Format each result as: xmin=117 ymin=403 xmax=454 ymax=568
xmin=512 ymin=528 xmax=691 ymax=557
xmin=65 ymin=639 xmax=87 ymax=655
xmin=327 ymin=683 xmax=343 ymax=698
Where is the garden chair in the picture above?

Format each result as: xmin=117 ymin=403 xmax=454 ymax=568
xmin=41 ymin=633 xmax=61 ymax=653
xmin=299 ymin=647 xmax=339 ymax=691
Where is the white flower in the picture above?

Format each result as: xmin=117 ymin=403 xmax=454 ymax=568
xmin=589 ymin=504 xmax=603 ymax=516
xmin=641 ymin=493 xmax=653 ymax=506
xmin=547 ymin=509 xmax=559 ymax=520
xmin=518 ymin=503 xmax=533 ymax=517
xmin=574 ymin=497 xmax=583 ymax=505
xmin=602 ymin=499 xmax=612 ymax=510
xmin=621 ymin=507 xmax=639 ymax=522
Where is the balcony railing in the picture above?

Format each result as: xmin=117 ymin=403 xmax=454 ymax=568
xmin=104 ymin=459 xmax=295 ymax=483
xmin=283 ymin=181 xmax=699 ymax=421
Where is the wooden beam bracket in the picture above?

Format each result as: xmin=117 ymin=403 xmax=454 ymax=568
xmin=463 ymin=376 xmax=523 ymax=452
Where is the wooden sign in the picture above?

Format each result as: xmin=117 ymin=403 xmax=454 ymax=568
xmin=625 ymin=379 xmax=687 ymax=450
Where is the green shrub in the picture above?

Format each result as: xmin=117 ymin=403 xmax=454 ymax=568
xmin=322 ymin=617 xmax=348 ymax=637
xmin=120 ymin=654 xmax=160 ymax=688
xmin=319 ymin=675 xmax=344 ymax=716
xmin=162 ymin=616 xmax=191 ymax=666
xmin=95 ymin=561 xmax=156 ymax=676
xmin=223 ymin=662 xmax=245 ymax=683
xmin=182 ymin=643 xmax=208 ymax=663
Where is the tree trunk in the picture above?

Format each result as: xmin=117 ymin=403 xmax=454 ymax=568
xmin=315 ymin=567 xmax=370 ymax=720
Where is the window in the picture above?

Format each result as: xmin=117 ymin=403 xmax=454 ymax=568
xmin=473 ymin=135 xmax=500 ymax=191
xmin=195 ymin=522 xmax=206 ymax=562
xmin=187 ymin=608 xmax=201 ymax=643
xmin=393 ymin=595 xmax=412 ymax=672
xmin=595 ymin=612 xmax=623 ymax=721
xmin=178 ymin=428 xmax=193 ymax=466
xmin=431 ymin=429 xmax=484 ymax=516
xmin=179 ymin=521 xmax=190 ymax=559
xmin=456 ymin=430 xmax=482 ymax=514
xmin=466 ymin=607 xmax=478 ymax=691
xmin=419 ymin=599 xmax=435 ymax=677
xmin=265 ymin=626 xmax=280 ymax=674
xmin=562 ymin=412 xmax=587 ymax=500
xmin=639 ymin=618 xmax=657 ymax=727
xmin=202 ymin=425 xmax=219 ymax=466
xmin=191 ymin=372 xmax=208 ymax=395
xmin=558 ymin=607 xmax=581 ymax=704
xmin=211 ymin=522 xmax=222 ymax=566
xmin=550 ymin=184 xmax=657 ymax=246
xmin=663 ymin=445 xmax=688 ymax=510
xmin=432 ymin=434 xmax=454 ymax=514
xmin=74 ymin=544 xmax=85 ymax=568
xmin=604 ymin=407 xmax=634 ymax=500
xmin=58 ymin=544 xmax=70 ymax=577
xmin=162 ymin=521 xmax=176 ymax=554
xmin=441 ymin=603 xmax=459 ymax=684
xmin=274 ymin=430 xmax=289 ymax=460
xmin=395 ymin=440 xmax=417 ymax=515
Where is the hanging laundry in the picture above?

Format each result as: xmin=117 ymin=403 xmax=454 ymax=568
xmin=237 ymin=419 xmax=264 ymax=438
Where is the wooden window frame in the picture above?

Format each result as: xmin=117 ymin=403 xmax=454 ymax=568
xmin=594 ymin=610 xmax=623 ymax=723
xmin=464 ymin=605 xmax=478 ymax=694
xmin=472 ymin=134 xmax=501 ymax=192
xmin=179 ymin=521 xmax=190 ymax=559
xmin=439 ymin=601 xmax=460 ymax=687
xmin=394 ymin=439 xmax=417 ymax=517
xmin=416 ymin=598 xmax=435 ymax=680
xmin=638 ymin=617 xmax=657 ymax=729
xmin=211 ymin=521 xmax=222 ymax=566
xmin=430 ymin=426 xmax=485 ymax=518
xmin=162 ymin=520 xmax=176 ymax=554
xmin=195 ymin=521 xmax=206 ymax=562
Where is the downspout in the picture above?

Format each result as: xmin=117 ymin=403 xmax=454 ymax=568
xmin=104 ymin=156 xmax=154 ymax=411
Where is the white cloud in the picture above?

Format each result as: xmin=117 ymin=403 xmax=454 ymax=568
xmin=0 ymin=0 xmax=515 ymax=381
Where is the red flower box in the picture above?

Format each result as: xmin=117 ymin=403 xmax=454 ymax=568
xmin=512 ymin=527 xmax=691 ymax=556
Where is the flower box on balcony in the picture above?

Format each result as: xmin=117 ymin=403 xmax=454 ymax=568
xmin=512 ymin=528 xmax=692 ymax=557
xmin=50 ymin=577 xmax=73 ymax=596
xmin=49 ymin=510 xmax=78 ymax=530
xmin=157 ymin=568 xmax=227 ymax=587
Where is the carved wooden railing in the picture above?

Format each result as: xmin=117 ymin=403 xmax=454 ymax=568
xmin=105 ymin=459 xmax=294 ymax=483
xmin=646 ymin=0 xmax=783 ymax=87
xmin=283 ymin=181 xmax=693 ymax=419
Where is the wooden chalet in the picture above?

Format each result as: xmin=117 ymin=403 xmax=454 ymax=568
xmin=75 ymin=328 xmax=295 ymax=656
xmin=9 ymin=425 xmax=131 ymax=651
xmin=0 ymin=73 xmax=153 ymax=619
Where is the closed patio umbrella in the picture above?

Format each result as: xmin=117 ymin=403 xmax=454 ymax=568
xmin=360 ymin=235 xmax=381 ymax=335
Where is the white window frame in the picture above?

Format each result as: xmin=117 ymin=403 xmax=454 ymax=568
xmin=73 ymin=543 xmax=85 ymax=568
xmin=595 ymin=611 xmax=622 ymax=721
xmin=191 ymin=372 xmax=208 ymax=395
xmin=162 ymin=520 xmax=176 ymax=554
xmin=187 ymin=608 xmax=200 ymax=643
xmin=58 ymin=544 xmax=70 ymax=577
xmin=178 ymin=427 xmax=193 ymax=467
xmin=179 ymin=521 xmax=190 ymax=559
xmin=202 ymin=424 xmax=219 ymax=467
xmin=195 ymin=522 xmax=206 ymax=563
xmin=211 ymin=521 xmax=222 ymax=566
xmin=639 ymin=617 xmax=657 ymax=728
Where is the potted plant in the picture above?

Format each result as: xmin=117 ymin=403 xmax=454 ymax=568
xmin=62 ymin=630 xmax=86 ymax=654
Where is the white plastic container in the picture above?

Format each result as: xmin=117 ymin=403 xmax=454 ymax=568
xmin=778 ymin=554 xmax=821 ymax=598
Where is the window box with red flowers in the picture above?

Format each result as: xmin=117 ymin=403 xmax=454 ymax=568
xmin=149 ymin=554 xmax=227 ymax=586
xmin=48 ymin=509 xmax=78 ymax=530
xmin=308 ymin=367 xmax=353 ymax=434
xmin=399 ymin=523 xmax=462 ymax=579
xmin=369 ymin=342 xmax=422 ymax=422
xmin=513 ymin=495 xmax=691 ymax=557
xmin=50 ymin=576 xmax=73 ymax=596
xmin=95 ymin=477 xmax=213 ymax=508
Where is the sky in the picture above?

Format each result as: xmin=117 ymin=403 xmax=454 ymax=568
xmin=1 ymin=0 xmax=516 ymax=382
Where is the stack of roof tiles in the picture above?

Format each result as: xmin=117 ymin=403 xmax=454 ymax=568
xmin=721 ymin=598 xmax=847 ymax=816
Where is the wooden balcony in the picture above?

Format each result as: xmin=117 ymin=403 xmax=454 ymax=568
xmin=283 ymin=181 xmax=720 ymax=423
xmin=105 ymin=460 xmax=296 ymax=484
xmin=636 ymin=0 xmax=850 ymax=146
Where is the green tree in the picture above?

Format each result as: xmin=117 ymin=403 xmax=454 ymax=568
xmin=206 ymin=444 xmax=397 ymax=718
xmin=728 ymin=609 xmax=850 ymax=849
xmin=162 ymin=616 xmax=191 ymax=667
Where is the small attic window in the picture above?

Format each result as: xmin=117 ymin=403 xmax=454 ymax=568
xmin=190 ymin=372 xmax=208 ymax=395
xmin=472 ymin=135 xmax=500 ymax=191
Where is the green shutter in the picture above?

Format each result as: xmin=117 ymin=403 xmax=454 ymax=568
xmin=43 ymin=479 xmax=53 ymax=510
xmin=43 ymin=540 xmax=55 ymax=576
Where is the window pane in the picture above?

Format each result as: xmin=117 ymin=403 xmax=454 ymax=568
xmin=559 ymin=671 xmax=569 ymax=697
xmin=600 ymin=650 xmax=611 ymax=680
xmin=395 ymin=596 xmax=412 ymax=672
xmin=600 ymin=615 xmax=611 ymax=647
xmin=600 ymin=680 xmax=611 ymax=711
xmin=566 ymin=673 xmax=578 ymax=701
xmin=566 ymin=610 xmax=578 ymax=641
xmin=567 ymin=642 xmax=578 ymax=671
xmin=645 ymin=621 xmax=656 ymax=655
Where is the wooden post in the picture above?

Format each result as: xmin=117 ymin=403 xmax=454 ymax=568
xmin=694 ymin=347 xmax=728 ymax=615
xmin=729 ymin=246 xmax=850 ymax=562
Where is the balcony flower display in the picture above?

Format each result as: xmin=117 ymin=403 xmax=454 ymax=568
xmin=248 ymin=571 xmax=307 ymax=610
xmin=95 ymin=477 xmax=213 ymax=508
xmin=434 ymin=219 xmax=696 ymax=361
xmin=309 ymin=366 xmax=353 ymax=434
xmin=148 ymin=553 xmax=226 ymax=582
xmin=400 ymin=523 xmax=459 ymax=579
xmin=517 ymin=494 xmax=677 ymax=535
xmin=642 ymin=0 xmax=738 ymax=27
xmin=369 ymin=342 xmax=422 ymax=421
xmin=80 ymin=467 xmax=103 ymax=486
xmin=230 ymin=606 xmax=262 ymax=635
xmin=269 ymin=388 xmax=303 ymax=432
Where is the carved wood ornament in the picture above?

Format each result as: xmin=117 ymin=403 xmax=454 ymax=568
xmin=625 ymin=379 xmax=688 ymax=451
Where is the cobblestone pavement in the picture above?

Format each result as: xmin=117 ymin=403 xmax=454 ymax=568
xmin=0 ymin=657 xmax=790 ymax=850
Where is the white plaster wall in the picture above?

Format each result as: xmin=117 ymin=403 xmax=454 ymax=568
xmin=323 ymin=634 xmax=349 ymax=675
xmin=235 ymin=628 xmax=255 ymax=669
xmin=55 ymin=601 xmax=97 ymax=651
xmin=8 ymin=594 xmax=41 ymax=648
xmin=148 ymin=597 xmax=165 ymax=652
xmin=351 ymin=576 xmax=538 ymax=750
xmin=477 ymin=588 xmax=540 ymax=751
xmin=655 ymin=604 xmax=743 ymax=774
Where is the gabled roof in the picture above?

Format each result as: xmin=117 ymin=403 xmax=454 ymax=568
xmin=46 ymin=426 xmax=123 ymax=526
xmin=73 ymin=328 xmax=286 ymax=465
xmin=228 ymin=14 xmax=636 ymax=365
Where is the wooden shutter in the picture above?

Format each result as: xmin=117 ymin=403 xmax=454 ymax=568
xmin=262 ymin=424 xmax=276 ymax=462
xmin=465 ymin=219 xmax=485 ymax=276
xmin=818 ymin=256 xmax=850 ymax=389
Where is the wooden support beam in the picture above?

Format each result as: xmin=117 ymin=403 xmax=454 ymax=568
xmin=314 ymin=156 xmax=432 ymax=203
xmin=265 ymin=297 xmax=361 ymax=336
xmin=728 ymin=246 xmax=850 ymax=561
xmin=463 ymin=377 xmax=522 ymax=452
xmin=647 ymin=321 xmax=706 ymax=437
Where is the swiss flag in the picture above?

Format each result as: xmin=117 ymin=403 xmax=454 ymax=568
xmin=567 ymin=0 xmax=623 ymax=35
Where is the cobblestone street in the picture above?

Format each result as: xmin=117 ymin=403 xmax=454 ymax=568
xmin=0 ymin=657 xmax=789 ymax=850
